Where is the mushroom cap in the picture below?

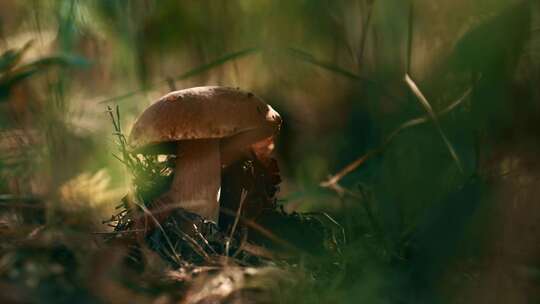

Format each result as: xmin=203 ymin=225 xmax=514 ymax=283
xmin=128 ymin=86 xmax=281 ymax=151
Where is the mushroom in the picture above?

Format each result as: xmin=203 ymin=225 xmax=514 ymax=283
xmin=128 ymin=86 xmax=281 ymax=225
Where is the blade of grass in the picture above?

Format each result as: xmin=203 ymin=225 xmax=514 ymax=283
xmin=404 ymin=74 xmax=464 ymax=174
xmin=99 ymin=46 xmax=395 ymax=105
xmin=0 ymin=40 xmax=34 ymax=72
xmin=384 ymin=86 xmax=472 ymax=145
xmin=98 ymin=47 xmax=260 ymax=104
xmin=357 ymin=0 xmax=376 ymax=64
xmin=0 ymin=53 xmax=89 ymax=91
xmin=225 ymin=189 xmax=247 ymax=256
xmin=284 ymin=47 xmax=406 ymax=104
xmin=321 ymin=86 xmax=472 ymax=191
xmin=286 ymin=47 xmax=367 ymax=81
xmin=132 ymin=199 xmax=185 ymax=265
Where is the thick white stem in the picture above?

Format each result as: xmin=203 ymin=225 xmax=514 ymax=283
xmin=168 ymin=139 xmax=221 ymax=222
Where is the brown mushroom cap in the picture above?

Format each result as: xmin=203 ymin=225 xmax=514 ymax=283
xmin=128 ymin=86 xmax=281 ymax=151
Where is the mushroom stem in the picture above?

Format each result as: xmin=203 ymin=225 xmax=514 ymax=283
xmin=167 ymin=139 xmax=221 ymax=222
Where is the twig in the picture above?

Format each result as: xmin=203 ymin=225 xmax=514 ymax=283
xmin=240 ymin=242 xmax=276 ymax=260
xmin=320 ymin=150 xmax=377 ymax=192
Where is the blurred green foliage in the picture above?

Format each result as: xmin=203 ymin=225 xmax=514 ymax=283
xmin=0 ymin=0 xmax=539 ymax=303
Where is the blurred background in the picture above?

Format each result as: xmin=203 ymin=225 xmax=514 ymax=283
xmin=0 ymin=0 xmax=539 ymax=303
